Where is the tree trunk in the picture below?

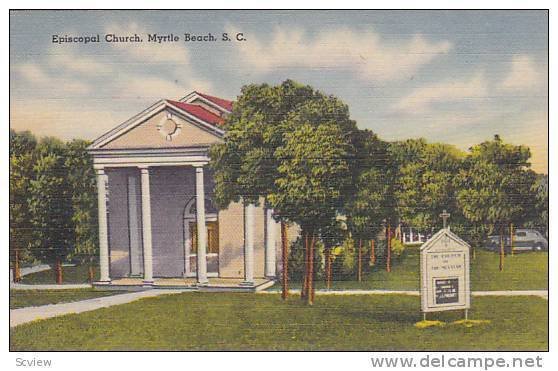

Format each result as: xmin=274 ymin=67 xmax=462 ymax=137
xmin=281 ymin=222 xmax=289 ymax=300
xmin=88 ymin=266 xmax=95 ymax=283
xmin=510 ymin=223 xmax=514 ymax=256
xmin=386 ymin=224 xmax=392 ymax=273
xmin=307 ymin=234 xmax=316 ymax=305
xmin=14 ymin=249 xmax=21 ymax=283
xmin=325 ymin=247 xmax=332 ymax=290
xmin=499 ymin=226 xmax=505 ymax=272
xmin=301 ymin=232 xmax=309 ymax=300
xmin=329 ymin=252 xmax=333 ymax=289
xmin=55 ymin=258 xmax=63 ymax=284
xmin=357 ymin=239 xmax=363 ymax=282
xmin=370 ymin=239 xmax=375 ymax=266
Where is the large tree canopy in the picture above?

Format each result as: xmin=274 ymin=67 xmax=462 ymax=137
xmin=10 ymin=131 xmax=98 ymax=282
xmin=210 ymin=80 xmax=360 ymax=304
xmin=390 ymin=139 xmax=465 ymax=232
xmin=455 ymin=135 xmax=537 ymax=270
xmin=209 ymin=79 xmax=359 ymax=209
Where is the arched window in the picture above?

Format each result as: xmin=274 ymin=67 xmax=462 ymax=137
xmin=184 ymin=197 xmax=218 ymax=218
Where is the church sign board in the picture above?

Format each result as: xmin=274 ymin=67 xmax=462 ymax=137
xmin=420 ymin=228 xmax=471 ymax=313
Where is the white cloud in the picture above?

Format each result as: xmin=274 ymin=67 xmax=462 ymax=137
xmin=13 ymin=63 xmax=91 ymax=94
xmin=113 ymin=74 xmax=213 ymax=100
xmin=48 ymin=51 xmax=113 ymax=75
xmin=10 ymin=97 xmax=121 ymax=141
xmin=232 ymin=26 xmax=452 ymax=82
xmin=501 ymin=55 xmax=545 ymax=91
xmin=392 ymin=73 xmax=488 ymax=113
xmin=504 ymin=110 xmax=548 ymax=173
xmin=104 ymin=22 xmax=190 ymax=65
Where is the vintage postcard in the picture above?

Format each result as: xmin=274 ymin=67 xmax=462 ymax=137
xmin=8 ymin=7 xmax=549 ymax=360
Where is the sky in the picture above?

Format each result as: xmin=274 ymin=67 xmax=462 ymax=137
xmin=10 ymin=10 xmax=548 ymax=173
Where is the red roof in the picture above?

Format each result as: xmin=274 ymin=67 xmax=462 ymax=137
xmin=196 ymin=92 xmax=233 ymax=112
xmin=167 ymin=100 xmax=226 ymax=127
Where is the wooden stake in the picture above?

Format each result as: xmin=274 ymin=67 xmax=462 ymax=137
xmin=281 ymin=222 xmax=289 ymax=300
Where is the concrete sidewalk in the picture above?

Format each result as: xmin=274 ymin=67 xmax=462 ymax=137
xmin=261 ymin=289 xmax=548 ymax=299
xmin=10 ymin=289 xmax=186 ymax=327
xmin=10 ymin=283 xmax=92 ymax=290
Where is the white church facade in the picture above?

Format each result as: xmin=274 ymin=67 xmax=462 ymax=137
xmin=88 ymin=91 xmax=293 ymax=291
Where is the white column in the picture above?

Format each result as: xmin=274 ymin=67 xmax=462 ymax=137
xmin=96 ymin=169 xmax=110 ymax=282
xmin=409 ymin=228 xmax=414 ymax=243
xmin=243 ymin=202 xmax=255 ymax=285
xmin=265 ymin=208 xmax=277 ymax=278
xmin=128 ymin=174 xmax=142 ymax=276
xmin=195 ymin=166 xmax=208 ymax=284
xmin=140 ymin=167 xmax=153 ymax=284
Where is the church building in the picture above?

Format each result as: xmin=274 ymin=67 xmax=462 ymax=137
xmin=88 ymin=91 xmax=290 ymax=291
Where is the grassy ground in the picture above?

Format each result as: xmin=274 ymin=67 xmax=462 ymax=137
xmin=19 ymin=264 xmax=99 ymax=284
xmin=10 ymin=292 xmax=547 ymax=351
xmin=470 ymin=250 xmax=548 ymax=290
xmin=20 ymin=248 xmax=547 ymax=291
xmin=272 ymin=248 xmax=548 ymax=291
xmin=10 ymin=289 xmax=123 ymax=309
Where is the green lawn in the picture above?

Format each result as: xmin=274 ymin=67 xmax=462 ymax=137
xmin=471 ymin=250 xmax=548 ymax=290
xmin=20 ymin=264 xmax=98 ymax=284
xmin=272 ymin=248 xmax=548 ymax=291
xmin=10 ymin=292 xmax=547 ymax=351
xmin=10 ymin=289 xmax=123 ymax=309
xmin=20 ymin=249 xmax=547 ymax=291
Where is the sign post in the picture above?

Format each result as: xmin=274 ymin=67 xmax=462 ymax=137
xmin=420 ymin=213 xmax=470 ymax=320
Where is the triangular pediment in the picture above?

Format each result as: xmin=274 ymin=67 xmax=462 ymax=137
xmin=89 ymin=100 xmax=224 ymax=150
xmin=420 ymin=228 xmax=470 ymax=252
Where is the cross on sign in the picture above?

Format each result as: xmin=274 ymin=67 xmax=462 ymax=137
xmin=439 ymin=210 xmax=450 ymax=228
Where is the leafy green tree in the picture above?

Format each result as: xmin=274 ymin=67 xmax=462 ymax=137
xmin=210 ymin=80 xmax=319 ymax=299
xmin=390 ymin=139 xmax=465 ymax=232
xmin=9 ymin=130 xmax=38 ymax=281
xmin=210 ymin=80 xmax=316 ymax=207
xmin=65 ymin=140 xmax=98 ymax=281
xmin=28 ymin=138 xmax=74 ymax=283
xmin=210 ymin=80 xmax=359 ymax=301
xmin=456 ymin=135 xmax=533 ymax=271
xmin=525 ymin=174 xmax=548 ymax=237
xmin=345 ymin=130 xmax=390 ymax=281
xmin=269 ymin=122 xmax=354 ymax=304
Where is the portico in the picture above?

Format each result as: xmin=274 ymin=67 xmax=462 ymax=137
xmin=88 ymin=92 xmax=284 ymax=290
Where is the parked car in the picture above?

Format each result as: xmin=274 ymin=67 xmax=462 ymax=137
xmin=484 ymin=235 xmax=502 ymax=251
xmin=512 ymin=229 xmax=548 ymax=251
xmin=484 ymin=229 xmax=548 ymax=252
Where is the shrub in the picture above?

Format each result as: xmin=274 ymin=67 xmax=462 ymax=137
xmin=288 ymin=235 xmax=324 ymax=281
xmin=391 ymin=237 xmax=406 ymax=258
